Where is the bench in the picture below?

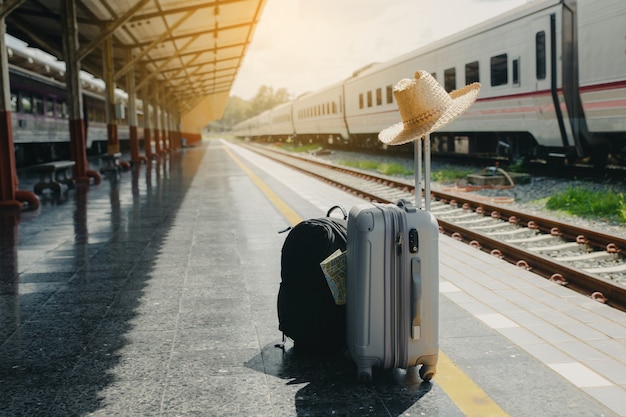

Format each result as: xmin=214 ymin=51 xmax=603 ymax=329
xmin=32 ymin=160 xmax=76 ymax=194
xmin=100 ymin=152 xmax=122 ymax=179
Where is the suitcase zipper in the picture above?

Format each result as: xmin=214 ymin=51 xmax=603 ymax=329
xmin=378 ymin=205 xmax=394 ymax=370
xmin=395 ymin=208 xmax=410 ymax=369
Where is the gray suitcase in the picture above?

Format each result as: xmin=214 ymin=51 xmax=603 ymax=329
xmin=346 ymin=138 xmax=438 ymax=382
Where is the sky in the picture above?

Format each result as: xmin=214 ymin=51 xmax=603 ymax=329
xmin=230 ymin=0 xmax=530 ymax=100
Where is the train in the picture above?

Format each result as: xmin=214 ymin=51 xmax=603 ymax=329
xmin=232 ymin=0 xmax=626 ymax=167
xmin=6 ymin=40 xmax=132 ymax=168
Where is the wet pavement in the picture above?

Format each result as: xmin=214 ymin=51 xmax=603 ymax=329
xmin=0 ymin=142 xmax=451 ymax=416
xmin=2 ymin=140 xmax=624 ymax=417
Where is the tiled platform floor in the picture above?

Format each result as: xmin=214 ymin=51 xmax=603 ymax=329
xmin=0 ymin=139 xmax=624 ymax=416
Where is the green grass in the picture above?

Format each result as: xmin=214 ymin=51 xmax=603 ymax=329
xmin=506 ymin=158 xmax=526 ymax=173
xmin=546 ymin=187 xmax=626 ymax=223
xmin=280 ymin=143 xmax=323 ymax=153
xmin=338 ymin=159 xmax=476 ymax=181
xmin=340 ymin=160 xmax=412 ymax=176
xmin=431 ymin=168 xmax=474 ymax=183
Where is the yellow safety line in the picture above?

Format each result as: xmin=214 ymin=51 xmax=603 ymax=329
xmin=226 ymin=145 xmax=509 ymax=417
xmin=436 ymin=350 xmax=510 ymax=417
xmin=225 ymin=146 xmax=302 ymax=226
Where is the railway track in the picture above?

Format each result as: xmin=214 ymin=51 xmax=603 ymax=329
xmin=239 ymin=141 xmax=626 ymax=312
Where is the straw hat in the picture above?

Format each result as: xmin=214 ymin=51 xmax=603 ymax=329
xmin=378 ymin=70 xmax=480 ymax=146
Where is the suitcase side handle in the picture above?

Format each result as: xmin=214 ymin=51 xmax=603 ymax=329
xmin=411 ymin=257 xmax=422 ymax=340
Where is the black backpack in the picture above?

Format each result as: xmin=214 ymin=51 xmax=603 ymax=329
xmin=277 ymin=206 xmax=348 ymax=352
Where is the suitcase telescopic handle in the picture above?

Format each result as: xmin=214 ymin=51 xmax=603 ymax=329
xmin=411 ymin=257 xmax=422 ymax=340
xmin=326 ymin=205 xmax=347 ymax=220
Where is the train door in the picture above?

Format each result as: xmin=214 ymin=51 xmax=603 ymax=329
xmin=532 ymin=17 xmax=551 ymax=93
xmin=531 ymin=12 xmax=572 ymax=155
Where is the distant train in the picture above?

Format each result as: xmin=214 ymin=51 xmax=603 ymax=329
xmin=7 ymin=41 xmax=132 ymax=167
xmin=232 ymin=0 xmax=626 ymax=166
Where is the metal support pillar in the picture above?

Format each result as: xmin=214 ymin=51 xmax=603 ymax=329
xmin=141 ymin=64 xmax=153 ymax=160
xmin=103 ymin=36 xmax=119 ymax=156
xmin=125 ymin=49 xmax=144 ymax=164
xmin=152 ymin=81 xmax=162 ymax=156
xmin=161 ymin=105 xmax=169 ymax=152
xmin=61 ymin=0 xmax=100 ymax=185
xmin=172 ymin=111 xmax=181 ymax=150
xmin=167 ymin=111 xmax=176 ymax=150
xmin=0 ymin=5 xmax=38 ymax=209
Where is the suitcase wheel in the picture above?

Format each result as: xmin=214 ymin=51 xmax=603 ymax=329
xmin=357 ymin=367 xmax=373 ymax=383
xmin=419 ymin=364 xmax=436 ymax=382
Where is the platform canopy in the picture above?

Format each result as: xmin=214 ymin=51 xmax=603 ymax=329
xmin=3 ymin=0 xmax=266 ymax=121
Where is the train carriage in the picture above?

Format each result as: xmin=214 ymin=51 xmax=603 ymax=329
xmin=234 ymin=0 xmax=626 ymax=166
xmin=343 ymin=0 xmax=575 ymax=160
xmin=267 ymin=101 xmax=295 ymax=141
xmin=292 ymin=81 xmax=348 ymax=145
xmin=576 ymin=0 xmax=626 ymax=162
xmin=7 ymin=42 xmax=131 ymax=167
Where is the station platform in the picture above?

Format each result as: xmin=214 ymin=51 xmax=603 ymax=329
xmin=1 ymin=139 xmax=625 ymax=416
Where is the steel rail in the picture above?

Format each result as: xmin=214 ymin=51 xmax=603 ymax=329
xmin=240 ymin=142 xmax=626 ymax=311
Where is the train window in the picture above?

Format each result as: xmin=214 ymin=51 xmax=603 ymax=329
xmin=465 ymin=61 xmax=479 ymax=84
xmin=46 ymin=99 xmax=55 ymax=117
xmin=490 ymin=54 xmax=508 ymax=86
xmin=20 ymin=95 xmax=33 ymax=114
xmin=359 ymin=93 xmax=364 ymax=109
xmin=332 ymin=101 xmax=337 ymax=114
xmin=512 ymin=58 xmax=520 ymax=86
xmin=59 ymin=100 xmax=69 ymax=119
xmin=367 ymin=91 xmax=372 ymax=108
xmin=10 ymin=94 xmax=17 ymax=112
xmin=444 ymin=68 xmax=456 ymax=92
xmin=386 ymin=85 xmax=393 ymax=104
xmin=376 ymin=88 xmax=382 ymax=106
xmin=33 ymin=96 xmax=44 ymax=115
xmin=536 ymin=31 xmax=546 ymax=80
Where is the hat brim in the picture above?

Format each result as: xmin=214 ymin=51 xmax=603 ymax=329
xmin=378 ymin=82 xmax=480 ymax=146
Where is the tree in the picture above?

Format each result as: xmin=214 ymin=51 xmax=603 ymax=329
xmin=248 ymin=85 xmax=290 ymax=118
xmin=222 ymin=96 xmax=250 ymax=127
xmin=206 ymin=85 xmax=291 ymax=132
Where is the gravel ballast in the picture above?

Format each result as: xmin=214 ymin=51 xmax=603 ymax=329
xmin=313 ymin=149 xmax=626 ymax=238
